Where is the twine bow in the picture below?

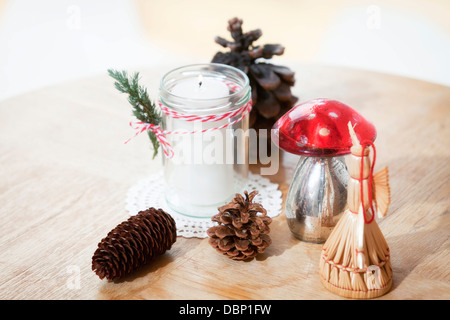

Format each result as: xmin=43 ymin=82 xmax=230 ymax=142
xmin=125 ymin=98 xmax=252 ymax=159
xmin=125 ymin=121 xmax=174 ymax=158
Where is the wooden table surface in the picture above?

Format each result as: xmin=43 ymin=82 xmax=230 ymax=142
xmin=1 ymin=63 xmax=449 ymax=300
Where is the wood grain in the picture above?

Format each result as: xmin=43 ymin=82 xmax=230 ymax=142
xmin=0 ymin=63 xmax=449 ymax=299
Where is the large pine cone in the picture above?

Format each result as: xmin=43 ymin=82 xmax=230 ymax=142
xmin=92 ymin=208 xmax=177 ymax=281
xmin=212 ymin=17 xmax=298 ymax=132
xmin=207 ymin=191 xmax=272 ymax=261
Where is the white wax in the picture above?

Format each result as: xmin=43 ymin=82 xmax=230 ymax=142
xmin=171 ymin=75 xmax=229 ymax=101
xmin=168 ymin=75 xmax=235 ymax=210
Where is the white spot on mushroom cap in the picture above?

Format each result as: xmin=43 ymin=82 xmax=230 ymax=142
xmin=307 ymin=113 xmax=316 ymax=120
xmin=329 ymin=112 xmax=338 ymax=118
xmin=297 ymin=135 xmax=308 ymax=147
xmin=319 ymin=128 xmax=330 ymax=136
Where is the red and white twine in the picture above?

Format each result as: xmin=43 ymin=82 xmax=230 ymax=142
xmin=125 ymin=82 xmax=252 ymax=159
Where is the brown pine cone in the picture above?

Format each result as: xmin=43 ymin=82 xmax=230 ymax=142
xmin=212 ymin=17 xmax=298 ymax=132
xmin=92 ymin=208 xmax=176 ymax=281
xmin=207 ymin=191 xmax=272 ymax=261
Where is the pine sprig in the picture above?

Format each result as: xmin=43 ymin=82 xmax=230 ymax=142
xmin=108 ymin=69 xmax=162 ymax=158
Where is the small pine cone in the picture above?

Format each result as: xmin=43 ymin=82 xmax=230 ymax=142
xmin=92 ymin=208 xmax=176 ymax=281
xmin=207 ymin=191 xmax=272 ymax=261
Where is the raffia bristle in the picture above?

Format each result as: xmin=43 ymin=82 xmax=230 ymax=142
xmin=319 ymin=210 xmax=392 ymax=299
xmin=373 ymin=166 xmax=391 ymax=218
xmin=339 ymin=269 xmax=352 ymax=290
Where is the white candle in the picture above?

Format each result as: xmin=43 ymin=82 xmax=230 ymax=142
xmin=167 ymin=75 xmax=235 ymax=213
xmin=171 ymin=74 xmax=229 ymax=101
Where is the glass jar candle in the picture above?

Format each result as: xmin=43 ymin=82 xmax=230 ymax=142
xmin=159 ymin=64 xmax=251 ymax=218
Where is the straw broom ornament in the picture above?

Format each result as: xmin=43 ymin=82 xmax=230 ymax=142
xmin=319 ymin=122 xmax=392 ymax=299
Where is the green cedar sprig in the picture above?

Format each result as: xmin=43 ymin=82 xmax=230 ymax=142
xmin=108 ymin=69 xmax=162 ymax=159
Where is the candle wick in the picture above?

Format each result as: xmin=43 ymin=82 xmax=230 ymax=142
xmin=199 ymin=80 xmax=203 ymax=88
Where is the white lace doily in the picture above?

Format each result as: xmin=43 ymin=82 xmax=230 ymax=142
xmin=125 ymin=172 xmax=282 ymax=238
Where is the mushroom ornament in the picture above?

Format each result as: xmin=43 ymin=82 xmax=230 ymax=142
xmin=271 ymin=98 xmax=377 ymax=243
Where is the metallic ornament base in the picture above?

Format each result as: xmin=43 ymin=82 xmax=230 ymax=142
xmin=285 ymin=156 xmax=349 ymax=243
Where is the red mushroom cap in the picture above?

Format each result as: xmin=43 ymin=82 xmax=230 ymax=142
xmin=272 ymin=98 xmax=376 ymax=156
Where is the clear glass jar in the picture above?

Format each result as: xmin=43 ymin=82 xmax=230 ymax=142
xmin=159 ymin=64 xmax=251 ymax=218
